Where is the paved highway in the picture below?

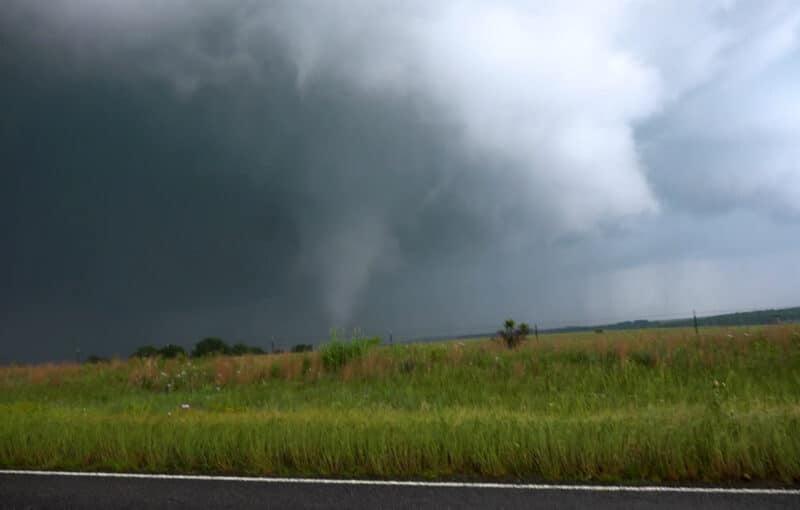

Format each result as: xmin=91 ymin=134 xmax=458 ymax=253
xmin=1 ymin=471 xmax=798 ymax=509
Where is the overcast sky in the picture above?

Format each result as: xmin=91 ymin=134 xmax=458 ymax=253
xmin=2 ymin=0 xmax=800 ymax=362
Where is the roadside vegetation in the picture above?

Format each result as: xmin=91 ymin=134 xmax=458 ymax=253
xmin=1 ymin=324 xmax=799 ymax=483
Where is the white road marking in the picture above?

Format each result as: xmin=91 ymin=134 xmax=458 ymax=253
xmin=1 ymin=470 xmax=798 ymax=495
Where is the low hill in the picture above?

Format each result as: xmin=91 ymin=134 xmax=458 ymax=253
xmin=546 ymin=306 xmax=800 ymax=334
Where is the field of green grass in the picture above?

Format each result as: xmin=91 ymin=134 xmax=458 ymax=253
xmin=2 ymin=325 xmax=800 ymax=483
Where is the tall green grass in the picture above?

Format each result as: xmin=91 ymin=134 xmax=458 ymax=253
xmin=1 ymin=325 xmax=799 ymax=482
xmin=319 ymin=331 xmax=381 ymax=371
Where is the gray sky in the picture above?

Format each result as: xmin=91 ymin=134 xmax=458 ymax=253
xmin=2 ymin=0 xmax=800 ymax=362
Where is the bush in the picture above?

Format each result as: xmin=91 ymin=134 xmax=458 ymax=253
xmin=192 ymin=337 xmax=231 ymax=357
xmin=270 ymin=362 xmax=282 ymax=379
xmin=86 ymin=355 xmax=109 ymax=364
xmin=158 ymin=344 xmax=186 ymax=359
xmin=399 ymin=359 xmax=416 ymax=373
xmin=231 ymin=343 xmax=264 ymax=355
xmin=497 ymin=319 xmax=530 ymax=349
xmin=291 ymin=344 xmax=313 ymax=353
xmin=629 ymin=351 xmax=658 ymax=368
xmin=320 ymin=330 xmax=380 ymax=371
xmin=130 ymin=345 xmax=159 ymax=359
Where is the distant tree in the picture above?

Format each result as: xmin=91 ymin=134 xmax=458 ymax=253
xmin=86 ymin=355 xmax=109 ymax=364
xmin=231 ymin=343 xmax=250 ymax=355
xmin=192 ymin=337 xmax=231 ymax=357
xmin=158 ymin=344 xmax=186 ymax=359
xmin=291 ymin=344 xmax=313 ymax=353
xmin=130 ymin=345 xmax=159 ymax=359
xmin=229 ymin=343 xmax=265 ymax=355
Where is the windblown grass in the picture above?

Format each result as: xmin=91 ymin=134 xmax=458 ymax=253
xmin=2 ymin=325 xmax=799 ymax=482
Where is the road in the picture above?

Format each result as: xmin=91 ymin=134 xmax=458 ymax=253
xmin=1 ymin=471 xmax=798 ymax=509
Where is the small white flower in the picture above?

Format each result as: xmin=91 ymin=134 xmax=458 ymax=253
xmin=181 ymin=403 xmax=191 ymax=409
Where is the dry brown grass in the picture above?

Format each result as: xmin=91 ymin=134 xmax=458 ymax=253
xmin=4 ymin=324 xmax=798 ymax=391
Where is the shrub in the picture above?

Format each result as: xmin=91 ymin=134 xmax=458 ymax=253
xmin=158 ymin=344 xmax=186 ymax=359
xmin=192 ymin=337 xmax=231 ymax=357
xmin=497 ymin=319 xmax=529 ymax=349
xmin=269 ymin=362 xmax=282 ymax=379
xmin=291 ymin=344 xmax=313 ymax=353
xmin=86 ymin=355 xmax=109 ymax=364
xmin=130 ymin=345 xmax=159 ymax=359
xmin=320 ymin=330 xmax=380 ymax=371
xmin=629 ymin=351 xmax=657 ymax=368
xmin=399 ymin=359 xmax=416 ymax=374
xmin=231 ymin=343 xmax=264 ymax=355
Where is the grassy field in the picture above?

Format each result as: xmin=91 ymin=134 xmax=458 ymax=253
xmin=2 ymin=325 xmax=800 ymax=482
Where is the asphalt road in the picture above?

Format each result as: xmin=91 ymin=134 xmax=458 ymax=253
xmin=1 ymin=472 xmax=798 ymax=509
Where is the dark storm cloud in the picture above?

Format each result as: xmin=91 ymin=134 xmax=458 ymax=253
xmin=2 ymin=1 xmax=800 ymax=362
xmin=0 ymin=24 xmax=505 ymax=360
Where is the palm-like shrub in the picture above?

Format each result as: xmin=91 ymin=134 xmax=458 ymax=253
xmin=497 ymin=319 xmax=531 ymax=348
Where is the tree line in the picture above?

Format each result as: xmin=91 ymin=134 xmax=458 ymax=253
xmin=129 ymin=337 xmax=265 ymax=359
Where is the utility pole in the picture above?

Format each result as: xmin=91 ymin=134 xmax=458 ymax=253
xmin=534 ymin=323 xmax=539 ymax=341
xmin=693 ymin=310 xmax=699 ymax=336
xmin=388 ymin=329 xmax=393 ymax=345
